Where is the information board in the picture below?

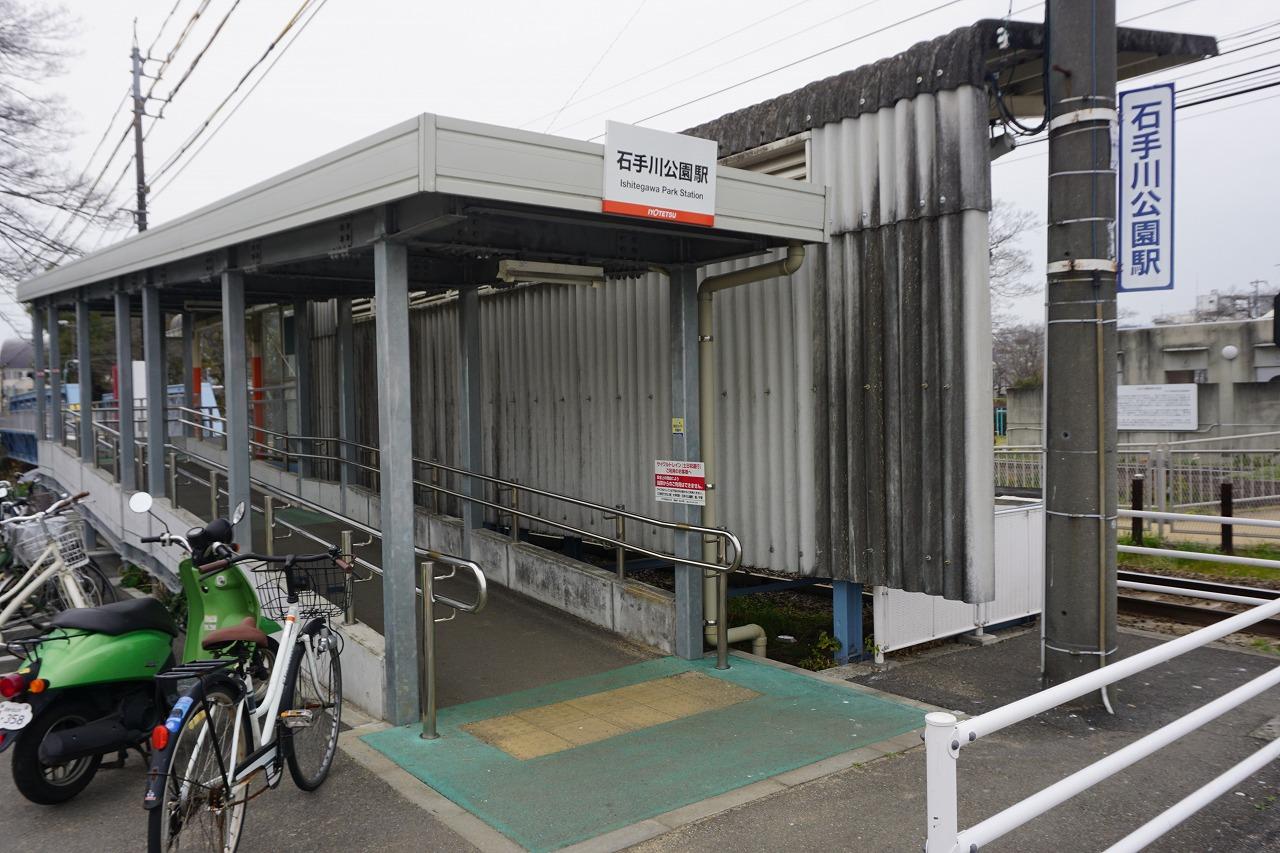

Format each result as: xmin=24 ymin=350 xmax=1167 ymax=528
xmin=1118 ymin=384 xmax=1197 ymax=431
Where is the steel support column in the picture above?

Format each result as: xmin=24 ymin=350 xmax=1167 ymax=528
xmin=293 ymin=299 xmax=314 ymax=478
xmin=46 ymin=304 xmax=61 ymax=444
xmin=181 ymin=312 xmax=195 ymax=437
xmin=76 ymin=298 xmax=93 ymax=462
xmin=336 ymin=297 xmax=357 ymax=503
xmin=456 ymin=285 xmax=483 ymax=556
xmin=669 ymin=265 xmax=704 ymax=660
xmin=114 ymin=291 xmax=137 ymax=491
xmin=221 ymin=272 xmax=251 ymax=545
xmin=374 ymin=240 xmax=419 ymax=725
xmin=833 ymin=581 xmax=864 ymax=664
xmin=32 ymin=304 xmax=46 ymax=442
xmin=142 ymin=286 xmax=167 ymax=497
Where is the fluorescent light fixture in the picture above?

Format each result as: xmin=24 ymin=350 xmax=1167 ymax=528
xmin=496 ymin=259 xmax=604 ymax=287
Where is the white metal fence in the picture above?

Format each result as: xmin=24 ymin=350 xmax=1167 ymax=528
xmin=924 ymin=520 xmax=1280 ymax=852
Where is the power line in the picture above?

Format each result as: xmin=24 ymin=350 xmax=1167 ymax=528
xmin=581 ymin=0 xmax=969 ymax=139
xmin=144 ymin=0 xmax=188 ymax=58
xmin=545 ymin=0 xmax=648 ymax=133
xmin=150 ymin=0 xmax=331 ymax=202
xmin=150 ymin=0 xmax=320 ymax=184
xmin=159 ymin=0 xmax=244 ymax=107
xmin=1178 ymin=76 xmax=1280 ymax=108
xmin=519 ymin=0 xmax=826 ymax=130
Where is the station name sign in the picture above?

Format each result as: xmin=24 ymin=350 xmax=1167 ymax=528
xmin=1118 ymin=83 xmax=1175 ymax=292
xmin=604 ymin=121 xmax=717 ymax=227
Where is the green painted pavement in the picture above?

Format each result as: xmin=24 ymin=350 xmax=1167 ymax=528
xmin=362 ymin=656 xmax=922 ymax=851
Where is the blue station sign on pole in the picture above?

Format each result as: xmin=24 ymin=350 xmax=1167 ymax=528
xmin=1118 ymin=83 xmax=1175 ymax=292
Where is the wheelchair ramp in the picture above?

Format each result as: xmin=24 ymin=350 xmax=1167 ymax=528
xmin=361 ymin=654 xmax=923 ymax=852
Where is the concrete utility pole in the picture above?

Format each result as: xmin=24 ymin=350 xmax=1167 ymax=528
xmin=130 ymin=31 xmax=148 ymax=232
xmin=1042 ymin=0 xmax=1118 ymax=696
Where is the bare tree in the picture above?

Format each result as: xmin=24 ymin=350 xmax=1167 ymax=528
xmin=992 ymin=320 xmax=1043 ymax=393
xmin=0 ymin=2 xmax=112 ymax=291
xmin=989 ymin=199 xmax=1039 ymax=302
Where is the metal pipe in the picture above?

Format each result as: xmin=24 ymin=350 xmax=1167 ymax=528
xmin=418 ymin=560 xmax=438 ymax=740
xmin=341 ymin=530 xmax=356 ymax=625
xmin=1118 ymin=544 xmax=1280 ymax=570
xmin=697 ymin=243 xmax=805 ymax=664
xmin=959 ymin=663 xmax=1280 ymax=851
xmin=264 ymin=495 xmax=275 ymax=557
xmin=924 ymin=712 xmax=960 ymax=853
xmin=957 ymin=595 xmax=1280 ymax=745
xmin=1119 ymin=508 xmax=1280 ymax=529
xmin=1104 ymin=735 xmax=1280 ymax=853
xmin=1117 ymin=580 xmax=1270 ymax=607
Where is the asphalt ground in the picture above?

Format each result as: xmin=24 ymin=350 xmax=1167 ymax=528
xmin=630 ymin=629 xmax=1280 ymax=853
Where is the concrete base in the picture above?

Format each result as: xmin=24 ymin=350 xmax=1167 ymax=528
xmin=957 ymin=629 xmax=1003 ymax=647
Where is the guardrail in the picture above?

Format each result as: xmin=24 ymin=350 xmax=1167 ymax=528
xmin=924 ymin=572 xmax=1280 ymax=851
xmin=164 ymin=443 xmax=486 ymax=738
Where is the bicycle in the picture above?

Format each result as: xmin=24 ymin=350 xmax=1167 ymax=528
xmin=0 ymin=491 xmax=107 ymax=639
xmin=143 ymin=545 xmax=352 ymax=852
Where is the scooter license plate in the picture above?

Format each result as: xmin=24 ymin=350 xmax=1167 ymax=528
xmin=0 ymin=701 xmax=33 ymax=730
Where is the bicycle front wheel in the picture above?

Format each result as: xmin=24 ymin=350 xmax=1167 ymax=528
xmin=148 ymin=680 xmax=251 ymax=853
xmin=282 ymin=619 xmax=342 ymax=791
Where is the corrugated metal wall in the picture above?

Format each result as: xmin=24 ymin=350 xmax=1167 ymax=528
xmin=304 ymin=84 xmax=994 ymax=600
xmin=806 ymin=85 xmax=993 ymax=601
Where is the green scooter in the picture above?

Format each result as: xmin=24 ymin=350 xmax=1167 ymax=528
xmin=0 ymin=492 xmax=280 ymax=804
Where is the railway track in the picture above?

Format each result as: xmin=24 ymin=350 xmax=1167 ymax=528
xmin=1117 ymin=570 xmax=1280 ymax=639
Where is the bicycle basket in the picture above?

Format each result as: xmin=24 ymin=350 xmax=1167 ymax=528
xmin=12 ymin=516 xmax=87 ymax=569
xmin=253 ymin=559 xmax=351 ymax=621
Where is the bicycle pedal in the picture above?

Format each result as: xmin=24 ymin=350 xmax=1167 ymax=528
xmin=279 ymin=709 xmax=314 ymax=729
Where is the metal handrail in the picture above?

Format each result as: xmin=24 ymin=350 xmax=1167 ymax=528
xmin=165 ymin=444 xmax=486 ymax=615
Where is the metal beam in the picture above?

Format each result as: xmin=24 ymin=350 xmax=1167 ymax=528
xmin=457 ymin=285 xmax=483 ymax=555
xmin=46 ymin=304 xmax=61 ymax=444
xmin=221 ymin=272 xmax=251 ymax=545
xmin=669 ymin=265 xmax=704 ymax=660
xmin=293 ymin=299 xmax=314 ymax=478
xmin=181 ymin=311 xmax=195 ymax=438
xmin=76 ymin=298 xmax=92 ymax=462
xmin=336 ymin=296 xmax=357 ymax=506
xmin=32 ymin=303 xmax=46 ymax=442
xmin=142 ymin=286 xmax=167 ymax=497
xmin=374 ymin=240 xmax=420 ymax=725
xmin=114 ymin=291 xmax=136 ymax=491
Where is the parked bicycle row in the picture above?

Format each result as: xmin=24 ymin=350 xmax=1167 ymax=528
xmin=1 ymin=484 xmax=355 ymax=853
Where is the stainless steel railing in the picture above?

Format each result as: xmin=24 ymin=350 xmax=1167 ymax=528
xmin=164 ymin=443 xmax=485 ymax=738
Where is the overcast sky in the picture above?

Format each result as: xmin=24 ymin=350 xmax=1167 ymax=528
xmin=4 ymin=0 xmax=1277 ymax=335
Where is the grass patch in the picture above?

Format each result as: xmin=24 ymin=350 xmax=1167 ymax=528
xmin=726 ymin=593 xmax=857 ymax=670
xmin=1118 ymin=534 xmax=1280 ymax=584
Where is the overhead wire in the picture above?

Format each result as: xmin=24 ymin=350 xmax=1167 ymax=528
xmin=544 ymin=0 xmax=648 ymax=133
xmin=581 ymin=0 xmax=970 ymax=139
xmin=149 ymin=0 xmax=319 ymax=184
xmin=519 ymin=0 xmax=827 ymax=130
xmin=157 ymin=0 xmax=244 ymax=108
xmin=150 ymin=0 xmax=331 ymax=202
xmin=144 ymin=0 xmax=188 ymax=58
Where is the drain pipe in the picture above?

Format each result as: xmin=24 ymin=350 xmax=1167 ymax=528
xmin=698 ymin=242 xmax=806 ymax=658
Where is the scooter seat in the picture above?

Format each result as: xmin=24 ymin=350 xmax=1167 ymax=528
xmin=50 ymin=597 xmax=179 ymax=637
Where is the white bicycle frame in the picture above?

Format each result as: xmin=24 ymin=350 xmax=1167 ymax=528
xmin=173 ymin=592 xmax=331 ymax=808
xmin=0 ymin=507 xmax=90 ymax=637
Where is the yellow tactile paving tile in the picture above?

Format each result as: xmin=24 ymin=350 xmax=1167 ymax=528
xmin=462 ymin=672 xmax=759 ymax=760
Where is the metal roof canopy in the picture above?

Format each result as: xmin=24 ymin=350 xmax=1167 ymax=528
xmin=20 ymin=115 xmax=827 ymax=309
xmin=685 ymin=18 xmax=1217 ymax=156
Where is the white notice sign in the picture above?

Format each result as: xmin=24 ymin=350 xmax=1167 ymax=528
xmin=654 ymin=459 xmax=706 ymax=505
xmin=1118 ymin=384 xmax=1197 ymax=431
xmin=604 ymin=121 xmax=717 ymax=226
